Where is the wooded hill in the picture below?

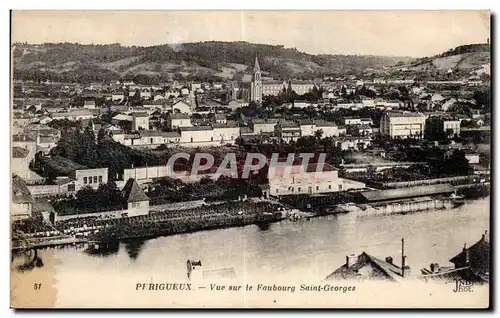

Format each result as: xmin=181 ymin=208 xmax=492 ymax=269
xmin=13 ymin=41 xmax=413 ymax=83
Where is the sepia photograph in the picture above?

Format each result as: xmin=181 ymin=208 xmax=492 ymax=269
xmin=9 ymin=10 xmax=491 ymax=308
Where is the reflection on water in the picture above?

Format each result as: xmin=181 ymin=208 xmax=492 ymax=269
xmin=13 ymin=198 xmax=490 ymax=284
xmin=124 ymin=239 xmax=146 ymax=260
xmin=256 ymin=222 xmax=271 ymax=231
xmin=13 ymin=249 xmax=44 ymax=273
xmin=84 ymin=241 xmax=120 ymax=257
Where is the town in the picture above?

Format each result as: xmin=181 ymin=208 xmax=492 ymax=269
xmin=11 ymin=41 xmax=490 ymax=283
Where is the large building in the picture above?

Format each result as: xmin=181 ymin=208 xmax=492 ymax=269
xmin=268 ymin=163 xmax=365 ymax=196
xmin=380 ymin=112 xmax=426 ymax=139
xmin=246 ymin=56 xmax=321 ymax=102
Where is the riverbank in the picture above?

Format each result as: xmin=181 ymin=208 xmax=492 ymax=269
xmin=12 ymin=236 xmax=87 ymax=251
xmin=12 ymin=194 xmax=489 ymax=249
xmin=69 ymin=200 xmax=285 ymax=243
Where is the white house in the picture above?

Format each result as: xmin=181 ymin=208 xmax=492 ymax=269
xmin=268 ymin=163 xmax=365 ymax=196
xmin=212 ymin=121 xmax=240 ymax=144
xmin=132 ymin=112 xmax=150 ymax=131
xmin=167 ymin=113 xmax=192 ymax=130
xmin=252 ymin=118 xmax=279 ymax=134
xmin=172 ymin=100 xmax=192 ymax=114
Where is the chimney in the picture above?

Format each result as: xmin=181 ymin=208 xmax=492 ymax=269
xmin=430 ymin=263 xmax=440 ymax=273
xmin=482 ymin=230 xmax=488 ymax=241
xmin=345 ymin=253 xmax=357 ymax=268
xmin=385 ymin=256 xmax=393 ymax=265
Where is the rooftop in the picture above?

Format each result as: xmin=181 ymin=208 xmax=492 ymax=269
xmin=12 ymin=176 xmax=34 ymax=204
xmin=386 ymin=112 xmax=426 ymax=118
xmin=325 ymin=252 xmax=405 ymax=282
xmin=359 ymin=184 xmax=455 ymax=202
xmin=169 ymin=113 xmax=191 ymax=120
xmin=139 ymin=130 xmax=181 ymax=138
xmin=38 ymin=156 xmax=88 ymax=176
xmin=252 ymin=118 xmax=279 ymax=125
xmin=13 ymin=134 xmax=36 ymax=142
xmin=212 ymin=121 xmax=239 ymax=128
xmin=180 ymin=126 xmax=214 ymax=132
xmin=12 ymin=147 xmax=29 ymax=158
xmin=122 ymin=178 xmax=149 ymax=203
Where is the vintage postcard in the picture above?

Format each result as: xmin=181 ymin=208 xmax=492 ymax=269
xmin=10 ymin=10 xmax=491 ymax=308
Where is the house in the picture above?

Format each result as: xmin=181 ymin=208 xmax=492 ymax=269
xmin=314 ymin=120 xmax=338 ymax=137
xmin=37 ymin=135 xmax=58 ymax=154
xmin=130 ymin=130 xmax=181 ymax=147
xmin=83 ymin=100 xmax=96 ymax=109
xmin=111 ymin=113 xmax=133 ymax=125
xmin=347 ymin=124 xmax=373 ymax=137
xmin=227 ymin=100 xmax=249 ymax=111
xmin=143 ymin=100 xmax=165 ymax=109
xmin=293 ymin=100 xmax=310 ymax=108
xmin=51 ymin=109 xmax=94 ymax=121
xmin=298 ymin=119 xmax=317 ymax=137
xmin=360 ymin=118 xmax=373 ymax=125
xmin=380 ymin=112 xmax=426 ymax=139
xmin=239 ymin=127 xmax=257 ymax=138
xmin=112 ymin=92 xmax=125 ymax=102
xmin=214 ymin=113 xmax=227 ymax=124
xmin=167 ymin=113 xmax=192 ymax=130
xmin=299 ymin=120 xmax=338 ymax=138
xmin=268 ymin=163 xmax=365 ymax=196
xmin=36 ymin=156 xmax=108 ymax=192
xmin=12 ymin=175 xmax=34 ymax=220
xmin=274 ymin=121 xmax=301 ymax=142
xmin=251 ymin=118 xmax=279 ymax=134
xmin=431 ymin=94 xmax=445 ymax=103
xmin=121 ymin=178 xmax=150 ymax=217
xmin=172 ymin=100 xmax=192 ymax=114
xmin=337 ymin=126 xmax=347 ymax=136
xmin=361 ymin=99 xmax=376 ymax=108
xmin=420 ymin=232 xmax=489 ymax=284
xmin=425 ymin=116 xmax=461 ymax=138
xmin=212 ymin=121 xmax=240 ymax=144
xmin=441 ymin=98 xmax=457 ymax=112
xmin=342 ymin=117 xmax=362 ymax=125
xmin=325 ymin=246 xmax=410 ymax=282
xmin=12 ymin=134 xmax=37 ymax=162
xmin=12 ymin=147 xmax=31 ymax=179
xmin=449 ymin=231 xmax=490 ymax=277
xmin=179 ymin=126 xmax=215 ymax=145
xmin=132 ymin=112 xmax=149 ymax=131
xmin=335 ymin=137 xmax=372 ymax=151
xmin=464 ymin=152 xmax=480 ymax=164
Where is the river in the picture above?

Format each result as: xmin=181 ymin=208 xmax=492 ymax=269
xmin=11 ymin=198 xmax=490 ymax=307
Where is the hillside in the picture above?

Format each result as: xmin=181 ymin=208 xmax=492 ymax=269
xmin=404 ymin=43 xmax=490 ymax=72
xmin=12 ymin=41 xmax=413 ymax=83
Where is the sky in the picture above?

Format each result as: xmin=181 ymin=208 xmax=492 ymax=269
xmin=11 ymin=11 xmax=490 ymax=57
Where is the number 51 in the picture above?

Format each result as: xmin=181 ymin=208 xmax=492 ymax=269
xmin=33 ymin=283 xmax=42 ymax=290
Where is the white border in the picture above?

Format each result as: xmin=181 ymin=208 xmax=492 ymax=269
xmin=1 ymin=1 xmax=498 ymax=316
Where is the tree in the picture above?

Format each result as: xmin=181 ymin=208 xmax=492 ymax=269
xmin=314 ymin=129 xmax=324 ymax=140
xmin=97 ymin=128 xmax=106 ymax=144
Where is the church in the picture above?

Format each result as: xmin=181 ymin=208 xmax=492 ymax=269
xmin=232 ymin=56 xmax=321 ymax=103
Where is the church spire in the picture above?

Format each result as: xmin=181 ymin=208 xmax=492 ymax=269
xmin=254 ymin=56 xmax=260 ymax=72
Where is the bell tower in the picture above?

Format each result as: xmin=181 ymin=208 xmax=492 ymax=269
xmin=251 ymin=56 xmax=263 ymax=103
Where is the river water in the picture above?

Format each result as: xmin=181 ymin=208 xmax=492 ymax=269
xmin=12 ymin=198 xmax=490 ymax=307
